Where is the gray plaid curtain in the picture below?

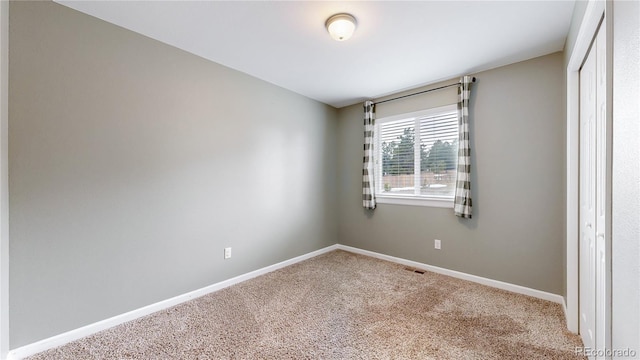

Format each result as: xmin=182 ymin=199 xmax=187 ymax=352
xmin=362 ymin=101 xmax=376 ymax=209
xmin=454 ymin=76 xmax=473 ymax=218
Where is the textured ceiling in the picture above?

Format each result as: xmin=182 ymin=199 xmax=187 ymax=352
xmin=56 ymin=1 xmax=576 ymax=108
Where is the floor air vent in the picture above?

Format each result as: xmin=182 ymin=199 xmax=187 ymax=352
xmin=404 ymin=267 xmax=425 ymax=274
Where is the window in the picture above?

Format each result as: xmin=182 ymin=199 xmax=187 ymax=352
xmin=374 ymin=104 xmax=458 ymax=207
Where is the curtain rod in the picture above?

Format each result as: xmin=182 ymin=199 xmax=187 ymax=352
xmin=373 ymin=77 xmax=476 ymax=106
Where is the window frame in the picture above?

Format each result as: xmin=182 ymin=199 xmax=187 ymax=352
xmin=374 ymin=104 xmax=458 ymax=208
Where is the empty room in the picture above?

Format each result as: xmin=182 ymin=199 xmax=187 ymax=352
xmin=0 ymin=0 xmax=638 ymax=359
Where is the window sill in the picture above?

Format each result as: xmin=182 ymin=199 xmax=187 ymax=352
xmin=376 ymin=195 xmax=454 ymax=208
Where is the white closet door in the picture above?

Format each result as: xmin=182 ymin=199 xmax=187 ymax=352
xmin=579 ymin=22 xmax=609 ymax=359
xmin=594 ymin=24 xmax=609 ymax=358
xmin=579 ymin=30 xmax=597 ymax=354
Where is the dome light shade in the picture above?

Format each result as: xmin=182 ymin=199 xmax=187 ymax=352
xmin=325 ymin=13 xmax=357 ymax=41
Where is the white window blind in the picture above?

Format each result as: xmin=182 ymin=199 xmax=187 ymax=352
xmin=374 ymin=104 xmax=458 ymax=205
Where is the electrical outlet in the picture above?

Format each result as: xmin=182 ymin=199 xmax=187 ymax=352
xmin=434 ymin=239 xmax=441 ymax=250
xmin=224 ymin=247 xmax=232 ymax=259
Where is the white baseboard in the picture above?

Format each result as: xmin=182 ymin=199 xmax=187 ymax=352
xmin=562 ymin=298 xmax=569 ymax=328
xmin=336 ymin=245 xmax=565 ymax=304
xmin=7 ymin=244 xmax=339 ymax=360
xmin=8 ymin=243 xmax=565 ymax=359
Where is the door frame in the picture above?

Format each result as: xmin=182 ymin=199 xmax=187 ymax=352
xmin=566 ymin=0 xmax=610 ymax=338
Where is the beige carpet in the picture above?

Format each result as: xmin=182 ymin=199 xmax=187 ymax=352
xmin=27 ymin=250 xmax=584 ymax=359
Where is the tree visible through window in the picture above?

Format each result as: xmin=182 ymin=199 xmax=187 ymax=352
xmin=375 ymin=105 xmax=458 ymax=200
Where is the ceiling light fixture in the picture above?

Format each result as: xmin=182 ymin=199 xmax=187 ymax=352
xmin=325 ymin=13 xmax=357 ymax=41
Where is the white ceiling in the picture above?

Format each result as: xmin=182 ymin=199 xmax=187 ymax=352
xmin=56 ymin=1 xmax=576 ymax=108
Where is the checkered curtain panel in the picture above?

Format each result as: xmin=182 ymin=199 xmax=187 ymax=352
xmin=362 ymin=101 xmax=376 ymax=209
xmin=454 ymin=76 xmax=473 ymax=218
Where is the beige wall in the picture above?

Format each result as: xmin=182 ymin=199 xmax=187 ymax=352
xmin=0 ymin=0 xmax=8 ymax=356
xmin=9 ymin=1 xmax=338 ymax=347
xmin=337 ymin=52 xmax=565 ymax=295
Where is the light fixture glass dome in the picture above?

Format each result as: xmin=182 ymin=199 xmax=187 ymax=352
xmin=325 ymin=13 xmax=357 ymax=41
